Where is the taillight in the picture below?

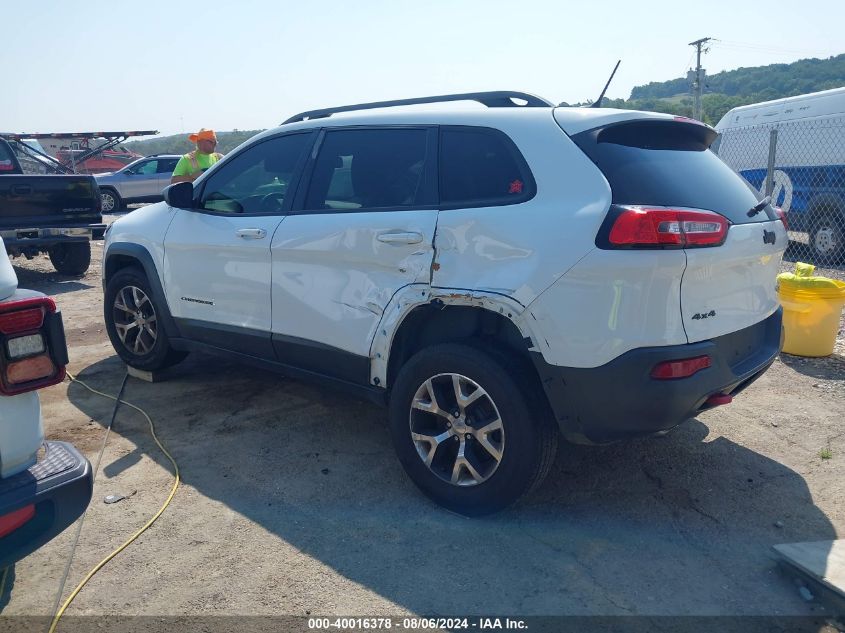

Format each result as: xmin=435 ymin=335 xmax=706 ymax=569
xmin=651 ymin=355 xmax=711 ymax=380
xmin=0 ymin=295 xmax=65 ymax=395
xmin=0 ymin=303 xmax=48 ymax=334
xmin=775 ymin=206 xmax=788 ymax=230
xmin=0 ymin=504 xmax=35 ymax=539
xmin=606 ymin=206 xmax=729 ymax=248
xmin=8 ymin=356 xmax=57 ymax=384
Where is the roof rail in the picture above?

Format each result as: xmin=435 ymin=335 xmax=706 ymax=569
xmin=282 ymin=91 xmax=553 ymax=125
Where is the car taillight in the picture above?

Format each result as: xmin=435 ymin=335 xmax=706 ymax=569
xmin=651 ymin=355 xmax=711 ymax=380
xmin=0 ymin=306 xmax=46 ymax=334
xmin=775 ymin=206 xmax=788 ymax=230
xmin=0 ymin=295 xmax=65 ymax=395
xmin=7 ymin=356 xmax=57 ymax=384
xmin=607 ymin=206 xmax=729 ymax=248
xmin=0 ymin=504 xmax=35 ymax=539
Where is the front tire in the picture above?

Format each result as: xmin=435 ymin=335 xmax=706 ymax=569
xmin=48 ymin=242 xmax=91 ymax=275
xmin=388 ymin=343 xmax=558 ymax=516
xmin=100 ymin=188 xmax=121 ymax=213
xmin=104 ymin=267 xmax=187 ymax=371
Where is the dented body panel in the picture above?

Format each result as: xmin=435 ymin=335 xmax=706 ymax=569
xmin=431 ymin=114 xmax=610 ymax=306
xmin=681 ymin=218 xmax=786 ymax=343
xmin=270 ymin=209 xmax=438 ymax=357
xmin=370 ymin=286 xmax=539 ymax=387
xmin=525 ymin=248 xmax=688 ymax=368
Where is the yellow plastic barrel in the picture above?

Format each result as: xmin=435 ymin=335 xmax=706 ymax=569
xmin=777 ymin=263 xmax=845 ymax=357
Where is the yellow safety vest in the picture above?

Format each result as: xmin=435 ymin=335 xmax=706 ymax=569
xmin=185 ymin=150 xmax=223 ymax=172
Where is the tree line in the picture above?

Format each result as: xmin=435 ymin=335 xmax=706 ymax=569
xmin=568 ymin=54 xmax=844 ymax=125
xmin=126 ymin=130 xmax=264 ymax=157
xmin=127 ymin=54 xmax=844 ymax=153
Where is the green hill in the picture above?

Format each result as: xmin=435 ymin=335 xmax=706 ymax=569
xmin=599 ymin=53 xmax=845 ymax=125
xmin=125 ymin=129 xmax=264 ymax=157
xmin=128 ymin=55 xmax=844 ymax=148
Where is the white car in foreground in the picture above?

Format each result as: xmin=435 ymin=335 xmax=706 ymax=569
xmin=102 ymin=92 xmax=787 ymax=515
xmin=0 ymin=239 xmax=92 ymax=565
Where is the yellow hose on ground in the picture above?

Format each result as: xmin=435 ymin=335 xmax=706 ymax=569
xmin=48 ymin=371 xmax=180 ymax=633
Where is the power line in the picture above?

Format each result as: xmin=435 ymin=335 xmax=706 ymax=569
xmin=681 ymin=50 xmax=695 ymax=79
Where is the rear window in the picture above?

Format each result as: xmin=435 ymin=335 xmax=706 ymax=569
xmin=304 ymin=128 xmax=433 ymax=212
xmin=439 ymin=127 xmax=535 ymax=208
xmin=573 ymin=121 xmax=775 ymax=224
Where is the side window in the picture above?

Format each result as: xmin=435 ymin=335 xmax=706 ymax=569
xmin=156 ymin=158 xmax=179 ymax=174
xmin=439 ymin=127 xmax=535 ymax=208
xmin=200 ymin=133 xmax=310 ymax=215
xmin=134 ymin=160 xmax=159 ymax=175
xmin=303 ymin=128 xmax=432 ymax=212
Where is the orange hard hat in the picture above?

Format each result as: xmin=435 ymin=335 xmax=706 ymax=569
xmin=188 ymin=128 xmax=217 ymax=144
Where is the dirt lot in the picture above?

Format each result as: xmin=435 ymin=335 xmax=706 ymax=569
xmin=1 ymin=224 xmax=844 ymax=626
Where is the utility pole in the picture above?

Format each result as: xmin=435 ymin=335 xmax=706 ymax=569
xmin=688 ymin=37 xmax=711 ymax=121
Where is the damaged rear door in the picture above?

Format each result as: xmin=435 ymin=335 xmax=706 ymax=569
xmin=269 ymin=127 xmax=438 ymax=383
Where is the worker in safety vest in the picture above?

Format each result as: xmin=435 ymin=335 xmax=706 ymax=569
xmin=171 ymin=128 xmax=224 ymax=184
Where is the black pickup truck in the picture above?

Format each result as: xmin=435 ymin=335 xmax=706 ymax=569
xmin=0 ymin=138 xmax=105 ymax=275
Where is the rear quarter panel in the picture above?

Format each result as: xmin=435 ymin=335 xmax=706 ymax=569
xmin=431 ymin=114 xmax=610 ymax=307
xmin=526 ymin=248 xmax=688 ymax=368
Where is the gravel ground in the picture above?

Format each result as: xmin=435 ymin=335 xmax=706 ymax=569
xmin=0 ymin=224 xmax=843 ymax=629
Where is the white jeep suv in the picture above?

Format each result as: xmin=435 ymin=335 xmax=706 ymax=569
xmin=102 ymin=92 xmax=787 ymax=515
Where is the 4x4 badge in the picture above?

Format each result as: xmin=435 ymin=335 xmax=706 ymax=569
xmin=763 ymin=229 xmax=776 ymax=245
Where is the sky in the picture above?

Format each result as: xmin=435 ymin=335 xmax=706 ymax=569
xmin=2 ymin=0 xmax=842 ymax=138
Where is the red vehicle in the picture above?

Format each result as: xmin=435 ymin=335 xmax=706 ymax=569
xmin=2 ymin=131 xmax=157 ymax=175
xmin=55 ymin=147 xmax=142 ymax=174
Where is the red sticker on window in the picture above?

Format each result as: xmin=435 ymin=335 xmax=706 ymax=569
xmin=0 ymin=161 xmax=13 ymax=171
xmin=508 ymin=179 xmax=523 ymax=194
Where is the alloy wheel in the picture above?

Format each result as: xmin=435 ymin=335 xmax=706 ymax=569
xmin=409 ymin=373 xmax=505 ymax=487
xmin=112 ymin=286 xmax=157 ymax=355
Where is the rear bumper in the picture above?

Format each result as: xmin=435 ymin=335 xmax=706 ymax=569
xmin=0 ymin=441 xmax=92 ymax=568
xmin=533 ymin=308 xmax=783 ymax=444
xmin=0 ymin=224 xmax=107 ymax=246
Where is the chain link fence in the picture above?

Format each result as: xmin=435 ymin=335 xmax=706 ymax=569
xmin=714 ymin=115 xmax=845 ymax=275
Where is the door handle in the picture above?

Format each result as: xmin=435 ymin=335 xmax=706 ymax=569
xmin=377 ymin=231 xmax=424 ymax=245
xmin=236 ymin=228 xmax=267 ymax=240
xmin=11 ymin=185 xmax=33 ymax=196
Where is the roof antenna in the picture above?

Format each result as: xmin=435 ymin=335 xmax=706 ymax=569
xmin=591 ymin=60 xmax=621 ymax=108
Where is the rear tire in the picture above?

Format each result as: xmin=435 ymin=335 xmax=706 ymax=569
xmin=388 ymin=343 xmax=558 ymax=516
xmin=104 ymin=267 xmax=187 ymax=371
xmin=809 ymin=213 xmax=844 ymax=266
xmin=48 ymin=242 xmax=91 ymax=275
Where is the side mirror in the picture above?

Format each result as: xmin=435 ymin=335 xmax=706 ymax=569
xmin=163 ymin=181 xmax=195 ymax=208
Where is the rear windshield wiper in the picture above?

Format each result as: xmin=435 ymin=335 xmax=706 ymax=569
xmin=747 ymin=195 xmax=771 ymax=217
